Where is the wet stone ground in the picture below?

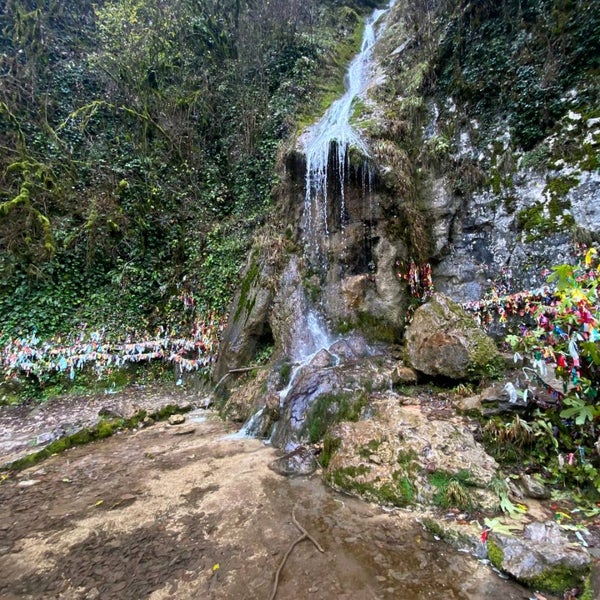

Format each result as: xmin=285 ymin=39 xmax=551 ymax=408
xmin=1 ymin=388 xmax=540 ymax=599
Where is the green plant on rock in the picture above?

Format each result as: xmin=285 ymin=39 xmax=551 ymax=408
xmin=304 ymin=391 xmax=367 ymax=443
xmin=320 ymin=435 xmax=342 ymax=469
xmin=428 ymin=469 xmax=475 ymax=510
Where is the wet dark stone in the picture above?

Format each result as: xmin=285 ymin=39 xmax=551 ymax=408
xmin=269 ymin=446 xmax=318 ymax=477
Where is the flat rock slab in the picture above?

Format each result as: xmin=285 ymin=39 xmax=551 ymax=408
xmin=0 ymin=385 xmax=198 ymax=468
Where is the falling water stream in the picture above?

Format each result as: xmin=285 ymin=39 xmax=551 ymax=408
xmin=301 ymin=3 xmax=390 ymax=264
xmin=236 ymin=3 xmax=393 ymax=441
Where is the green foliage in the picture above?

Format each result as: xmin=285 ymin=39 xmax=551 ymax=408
xmin=435 ymin=0 xmax=600 ymax=149
xmin=428 ymin=469 xmax=474 ymax=510
xmin=0 ymin=0 xmax=367 ymax=356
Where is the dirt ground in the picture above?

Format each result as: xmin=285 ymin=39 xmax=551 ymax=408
xmin=0 ymin=390 xmax=541 ymax=599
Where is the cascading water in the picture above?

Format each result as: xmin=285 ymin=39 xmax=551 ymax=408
xmin=232 ymin=3 xmax=394 ymax=443
xmin=301 ymin=4 xmax=391 ymax=267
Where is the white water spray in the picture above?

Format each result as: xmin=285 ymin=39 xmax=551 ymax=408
xmin=301 ymin=5 xmax=391 ymax=262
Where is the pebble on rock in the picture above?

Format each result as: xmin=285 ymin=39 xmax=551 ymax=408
xmin=168 ymin=414 xmax=186 ymax=425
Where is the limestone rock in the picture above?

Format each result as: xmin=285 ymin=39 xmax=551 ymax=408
xmin=390 ymin=365 xmax=418 ymax=385
xmin=212 ymin=248 xmax=277 ymax=380
xmin=324 ymin=396 xmax=499 ymax=509
xmin=404 ymin=293 xmax=500 ymax=380
xmin=220 ymin=369 xmax=269 ymax=423
xmin=329 ymin=335 xmax=369 ymax=360
xmin=168 ymin=414 xmax=186 ymax=425
xmin=310 ymin=349 xmax=335 ymax=369
xmin=518 ymin=473 xmax=551 ymax=500
xmin=489 ymin=522 xmax=591 ymax=594
xmin=271 ymin=355 xmax=396 ymax=451
xmin=169 ymin=426 xmax=196 ymax=436
xmin=452 ymin=395 xmax=483 ymax=414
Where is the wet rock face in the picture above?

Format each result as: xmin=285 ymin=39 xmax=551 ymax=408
xmin=270 ymin=256 xmax=315 ymax=360
xmin=404 ymin=293 xmax=500 ymax=380
xmin=271 ymin=352 xmax=395 ymax=451
xmin=428 ymin=158 xmax=600 ymax=303
xmin=489 ymin=522 xmax=591 ymax=594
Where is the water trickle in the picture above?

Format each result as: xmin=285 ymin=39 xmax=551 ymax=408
xmin=301 ymin=3 xmax=392 ymax=266
xmin=278 ymin=310 xmax=337 ymax=408
xmin=226 ymin=407 xmax=265 ymax=439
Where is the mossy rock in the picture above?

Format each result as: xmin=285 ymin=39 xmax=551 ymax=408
xmin=2 ymin=404 xmax=191 ymax=473
xmin=325 ymin=464 xmax=416 ymax=507
xmin=404 ymin=293 xmax=502 ymax=381
xmin=488 ymin=524 xmax=591 ymax=595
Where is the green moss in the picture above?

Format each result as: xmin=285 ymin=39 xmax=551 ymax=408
xmin=580 ymin=146 xmax=599 ymax=171
xmin=2 ymin=404 xmax=190 ymax=473
xmin=526 ymin=564 xmax=588 ymax=595
xmin=421 ymin=517 xmax=473 ymax=548
xmin=355 ymin=311 xmax=400 ymax=344
xmin=468 ymin=352 xmax=504 ymax=381
xmin=521 ymin=144 xmax=551 ymax=172
xmin=326 ymin=464 xmax=415 ymax=507
xmin=327 ymin=464 xmax=371 ymax=489
xmin=429 ymin=469 xmax=474 ymax=510
xmin=421 ymin=518 xmax=445 ymax=539
xmin=397 ymin=448 xmax=418 ymax=467
xmin=517 ymin=191 xmax=575 ymax=242
xmin=486 ymin=538 xmax=504 ymax=570
xmin=358 ymin=438 xmax=382 ymax=458
xmin=234 ymin=260 xmax=260 ymax=322
xmin=304 ymin=391 xmax=367 ymax=443
xmin=279 ymin=362 xmax=292 ymax=386
xmin=546 ymin=174 xmax=580 ymax=198
xmin=153 ymin=403 xmax=185 ymax=421
xmin=580 ymin=573 xmax=595 ymax=600
xmin=296 ymin=10 xmax=364 ymax=131
xmin=489 ymin=168 xmax=504 ymax=195
xmin=376 ymin=474 xmax=416 ymax=507
xmin=488 ymin=537 xmax=589 ymax=595
xmin=320 ymin=435 xmax=342 ymax=468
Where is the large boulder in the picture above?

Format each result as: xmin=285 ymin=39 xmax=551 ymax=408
xmin=404 ymin=293 xmax=501 ymax=380
xmin=324 ymin=397 xmax=499 ymax=510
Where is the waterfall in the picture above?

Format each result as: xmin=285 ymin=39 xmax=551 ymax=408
xmin=231 ymin=3 xmax=394 ymax=443
xmin=301 ymin=4 xmax=392 ymax=267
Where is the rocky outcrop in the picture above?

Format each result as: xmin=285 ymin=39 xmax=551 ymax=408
xmin=404 ymin=293 xmax=501 ymax=380
xmin=324 ymin=396 xmax=499 ymax=510
xmin=488 ymin=522 xmax=591 ymax=594
xmin=271 ymin=349 xmax=395 ymax=451
xmin=212 ymin=253 xmax=276 ymax=381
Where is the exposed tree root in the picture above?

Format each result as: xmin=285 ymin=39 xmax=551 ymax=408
xmin=214 ymin=367 xmax=258 ymax=391
xmin=269 ymin=505 xmax=324 ymax=600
